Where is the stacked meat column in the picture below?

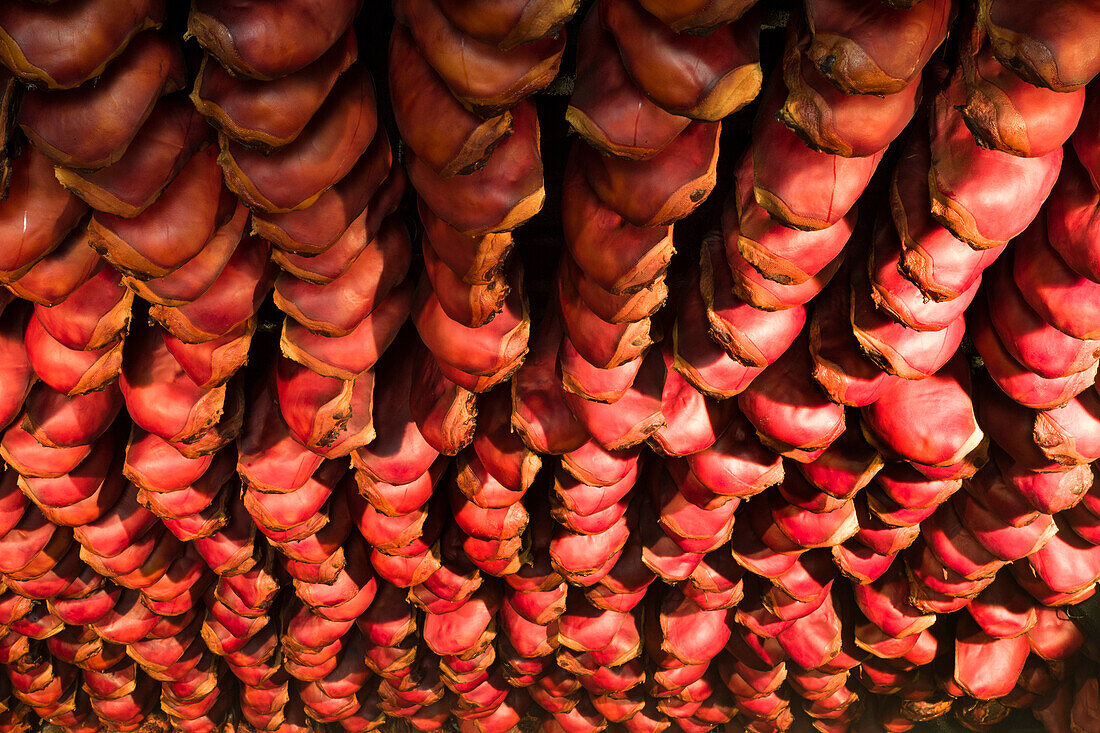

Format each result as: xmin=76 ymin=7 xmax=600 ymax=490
xmin=186 ymin=1 xmax=412 ymax=730
xmin=734 ymin=0 xmax=1100 ymax=728
xmin=0 ymin=1 xmax=406 ymax=730
xmin=0 ymin=5 xmax=243 ymax=730
xmin=876 ymin=4 xmax=1100 ymax=722
xmin=518 ymin=0 xmax=762 ymax=729
xmin=386 ymin=0 xmax=575 ymax=729
xmin=668 ymin=0 xmax=952 ymax=728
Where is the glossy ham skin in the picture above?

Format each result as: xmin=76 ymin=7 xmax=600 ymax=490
xmin=409 ymin=343 xmax=478 ymax=456
xmin=218 ymin=63 xmax=377 ymax=214
xmin=851 ymin=266 xmax=965 ymax=381
xmin=780 ymin=20 xmax=921 ymax=158
xmin=32 ymin=260 xmax=132 ymax=353
xmin=22 ymin=381 xmax=122 ymax=448
xmin=985 ymin=257 xmax=1100 ymax=381
xmin=565 ymin=254 xmax=667 ymax=326
xmin=972 ymin=295 xmax=1098 ymax=411
xmin=9 ymin=5 xmax=1100 ymax=727
xmin=273 ymin=164 xmax=404 ymax=285
xmin=420 ymin=199 xmax=513 ymax=287
xmin=7 ymin=219 xmax=100 ymax=307
xmin=981 ymin=0 xmax=1100 ymax=92
xmin=862 ymin=354 xmax=985 ymax=469
xmin=18 ymin=31 xmax=186 ymax=171
xmin=562 ymin=144 xmax=675 ymax=296
xmin=192 ymin=29 xmax=357 ymax=150
xmin=1047 ymin=150 xmax=1100 ymax=285
xmin=351 ymin=339 xmax=438 ymax=488
xmin=1 ymin=417 xmax=94 ymax=478
xmin=0 ymin=302 xmax=34 ymax=431
xmin=148 ymin=236 xmax=275 ymax=345
xmin=1012 ymin=217 xmax=1100 ymax=342
xmin=752 ymin=77 xmax=883 ymax=232
xmin=928 ymin=72 xmax=1063 ymax=250
xmin=566 ymin=7 xmax=689 ymax=161
xmin=394 ymin=0 xmax=565 ymax=114
xmin=252 ymin=131 xmax=392 ymax=256
xmin=557 ymin=261 xmax=653 ymax=371
xmin=422 ymin=239 xmax=509 ymax=329
xmin=601 ymin=0 xmax=761 ymax=122
xmin=274 ymin=217 xmax=411 ymax=337
xmin=275 ymin=358 xmax=375 ymax=457
xmin=435 ymin=0 xmax=579 ymax=49
xmin=977 ymin=373 xmax=1072 ymax=471
xmin=890 ymin=125 xmax=1006 ymax=302
xmin=88 ymin=145 xmax=226 ymax=281
xmin=126 ymin=201 xmax=248 ymax=308
xmin=804 ymin=0 xmax=953 ymax=95
xmin=236 ymin=379 xmax=323 ymax=494
xmin=728 ymin=227 xmax=844 ymax=311
xmin=125 ymin=426 xmax=212 ymax=493
xmin=563 ymin=350 xmax=665 ymax=451
xmin=389 ymin=24 xmax=511 ymax=180
xmin=739 ymin=335 xmax=847 ymax=461
xmin=408 ymin=100 xmax=544 ymax=238
xmin=414 ymin=262 xmax=530 ymax=390
xmin=700 ymin=234 xmax=806 ymax=369
xmin=583 ymin=121 xmax=720 ymax=229
xmin=728 ymin=152 xmax=854 ymax=287
xmin=187 ymin=0 xmax=360 ymax=80
xmin=118 ymin=320 xmax=230 ymax=447
xmin=0 ymin=145 xmax=87 ymax=284
xmin=672 ymin=265 xmax=764 ymax=401
xmin=55 ymin=97 xmax=210 ymax=219
xmin=636 ymin=0 xmax=755 ymax=33
xmin=1034 ymin=388 xmax=1100 ymax=467
xmin=869 ymin=215 xmax=980 ymax=332
xmin=960 ymin=37 xmax=1085 ymax=158
xmin=510 ymin=313 xmax=587 ymax=456
xmin=0 ymin=0 xmax=165 ymax=89
xmin=810 ymin=277 xmax=900 ymax=408
xmin=280 ymin=280 xmax=412 ymax=381
xmin=164 ymin=320 xmax=253 ymax=388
